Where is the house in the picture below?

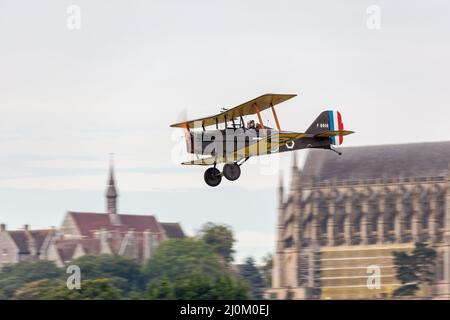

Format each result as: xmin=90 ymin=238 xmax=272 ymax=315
xmin=0 ymin=224 xmax=56 ymax=267
xmin=1 ymin=160 xmax=185 ymax=268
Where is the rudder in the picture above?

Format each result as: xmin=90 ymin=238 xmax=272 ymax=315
xmin=306 ymin=110 xmax=345 ymax=146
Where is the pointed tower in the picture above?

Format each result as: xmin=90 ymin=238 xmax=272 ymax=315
xmin=290 ymin=151 xmax=301 ymax=192
xmin=273 ymin=172 xmax=286 ymax=289
xmin=106 ymin=155 xmax=121 ymax=225
xmin=278 ymin=174 xmax=284 ymax=207
xmin=290 ymin=151 xmax=303 ymax=289
xmin=445 ymin=162 xmax=450 ymax=242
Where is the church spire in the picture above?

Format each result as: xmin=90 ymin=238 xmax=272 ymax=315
xmin=290 ymin=151 xmax=301 ymax=192
xmin=278 ymin=173 xmax=284 ymax=206
xmin=106 ymin=154 xmax=119 ymax=219
xmin=292 ymin=150 xmax=298 ymax=170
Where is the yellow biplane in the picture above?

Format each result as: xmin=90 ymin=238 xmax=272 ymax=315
xmin=170 ymin=93 xmax=354 ymax=187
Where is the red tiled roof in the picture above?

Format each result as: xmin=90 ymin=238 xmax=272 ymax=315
xmin=69 ymin=212 xmax=163 ymax=238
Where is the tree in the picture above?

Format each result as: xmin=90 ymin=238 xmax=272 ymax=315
xmin=142 ymin=238 xmax=224 ymax=281
xmin=70 ymin=254 xmax=143 ymax=294
xmin=146 ymin=272 xmax=249 ymax=300
xmin=0 ymin=256 xmax=139 ymax=300
xmin=142 ymin=238 xmax=251 ymax=299
xmin=13 ymin=278 xmax=122 ymax=300
xmin=0 ymin=260 xmax=62 ymax=299
xmin=73 ymin=278 xmax=123 ymax=300
xmin=260 ymin=253 xmax=273 ymax=288
xmin=239 ymin=257 xmax=266 ymax=299
xmin=393 ymin=242 xmax=437 ymax=297
xmin=12 ymin=279 xmax=61 ymax=300
xmin=198 ymin=222 xmax=236 ymax=263
xmin=146 ymin=276 xmax=175 ymax=300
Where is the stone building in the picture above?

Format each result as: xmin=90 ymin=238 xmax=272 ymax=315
xmin=1 ymin=162 xmax=185 ymax=268
xmin=0 ymin=224 xmax=56 ymax=266
xmin=268 ymin=141 xmax=450 ymax=299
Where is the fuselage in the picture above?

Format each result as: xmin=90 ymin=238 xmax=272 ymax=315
xmin=187 ymin=127 xmax=330 ymax=157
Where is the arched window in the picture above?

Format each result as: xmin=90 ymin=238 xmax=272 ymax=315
xmin=368 ymin=193 xmax=379 ymax=244
xmin=384 ymin=192 xmax=396 ymax=243
xmin=435 ymin=192 xmax=445 ymax=242
xmin=319 ymin=206 xmax=329 ymax=246
xmin=334 ymin=192 xmax=346 ymax=246
xmin=436 ymin=253 xmax=444 ymax=281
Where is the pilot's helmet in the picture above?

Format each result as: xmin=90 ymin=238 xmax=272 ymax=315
xmin=247 ymin=120 xmax=255 ymax=128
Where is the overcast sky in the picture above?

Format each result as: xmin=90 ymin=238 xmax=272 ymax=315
xmin=1 ymin=0 xmax=449 ymax=263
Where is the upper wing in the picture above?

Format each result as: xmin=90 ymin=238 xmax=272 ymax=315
xmin=181 ymin=131 xmax=305 ymax=166
xmin=170 ymin=93 xmax=297 ymax=129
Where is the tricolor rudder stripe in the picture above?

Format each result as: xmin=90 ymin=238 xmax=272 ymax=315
xmin=328 ymin=110 xmax=344 ymax=146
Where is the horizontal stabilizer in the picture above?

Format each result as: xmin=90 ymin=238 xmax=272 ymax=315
xmin=314 ymin=130 xmax=355 ymax=138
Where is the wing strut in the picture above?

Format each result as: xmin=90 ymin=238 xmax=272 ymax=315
xmin=253 ymin=103 xmax=265 ymax=129
xmin=270 ymin=103 xmax=281 ymax=131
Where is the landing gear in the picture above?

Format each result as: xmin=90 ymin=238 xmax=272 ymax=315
xmin=223 ymin=163 xmax=241 ymax=181
xmin=204 ymin=167 xmax=222 ymax=187
xmin=204 ymin=158 xmax=250 ymax=187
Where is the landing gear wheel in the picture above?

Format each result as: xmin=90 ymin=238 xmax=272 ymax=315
xmin=223 ymin=163 xmax=241 ymax=181
xmin=204 ymin=167 xmax=222 ymax=187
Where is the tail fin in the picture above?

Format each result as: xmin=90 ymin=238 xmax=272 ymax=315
xmin=306 ymin=110 xmax=346 ymax=146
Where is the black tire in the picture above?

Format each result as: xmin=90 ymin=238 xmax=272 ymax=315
xmin=223 ymin=163 xmax=241 ymax=181
xmin=204 ymin=167 xmax=222 ymax=187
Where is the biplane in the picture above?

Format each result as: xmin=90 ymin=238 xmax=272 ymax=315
xmin=170 ymin=93 xmax=354 ymax=187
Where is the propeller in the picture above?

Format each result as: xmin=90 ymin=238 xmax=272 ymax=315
xmin=176 ymin=108 xmax=192 ymax=153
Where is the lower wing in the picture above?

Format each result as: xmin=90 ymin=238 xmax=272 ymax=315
xmin=182 ymin=132 xmax=305 ymax=166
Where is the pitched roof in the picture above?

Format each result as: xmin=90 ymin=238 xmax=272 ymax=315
xmin=56 ymin=242 xmax=77 ymax=262
xmin=161 ymin=223 xmax=185 ymax=238
xmin=7 ymin=229 xmax=54 ymax=254
xmin=301 ymin=141 xmax=450 ymax=183
xmin=69 ymin=212 xmax=163 ymax=238
xmin=56 ymin=239 xmax=101 ymax=262
xmin=29 ymin=229 xmax=53 ymax=251
xmin=8 ymin=231 xmax=29 ymax=253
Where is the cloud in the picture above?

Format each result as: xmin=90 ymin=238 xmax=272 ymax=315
xmin=0 ymin=169 xmax=281 ymax=192
xmin=25 ymin=159 xmax=158 ymax=170
xmin=236 ymin=230 xmax=275 ymax=248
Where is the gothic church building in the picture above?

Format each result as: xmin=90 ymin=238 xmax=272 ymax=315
xmin=268 ymin=141 xmax=450 ymax=299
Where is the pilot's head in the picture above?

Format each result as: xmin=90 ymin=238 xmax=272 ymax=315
xmin=247 ymin=120 xmax=255 ymax=128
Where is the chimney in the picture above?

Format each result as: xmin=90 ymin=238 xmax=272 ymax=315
xmin=23 ymin=224 xmax=29 ymax=231
xmin=0 ymin=223 xmax=6 ymax=232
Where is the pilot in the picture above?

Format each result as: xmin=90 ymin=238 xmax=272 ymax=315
xmin=247 ymin=120 xmax=255 ymax=129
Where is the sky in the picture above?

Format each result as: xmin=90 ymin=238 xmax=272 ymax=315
xmin=1 ymin=0 xmax=449 ymax=263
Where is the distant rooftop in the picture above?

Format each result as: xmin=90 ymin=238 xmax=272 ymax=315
xmin=302 ymin=141 xmax=450 ymax=183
